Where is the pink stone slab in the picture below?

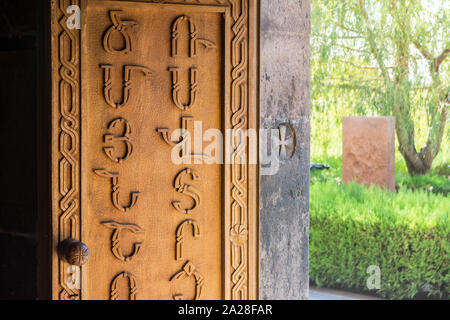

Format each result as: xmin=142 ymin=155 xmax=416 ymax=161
xmin=342 ymin=117 xmax=395 ymax=191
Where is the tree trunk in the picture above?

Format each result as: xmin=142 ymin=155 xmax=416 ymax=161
xmin=389 ymin=8 xmax=448 ymax=176
xmin=400 ymin=149 xmax=432 ymax=175
xmin=396 ymin=104 xmax=447 ymax=175
xmin=394 ymin=104 xmax=432 ymax=175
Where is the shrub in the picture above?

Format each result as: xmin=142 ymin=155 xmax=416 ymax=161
xmin=433 ymin=163 xmax=450 ymax=177
xmin=310 ymin=181 xmax=450 ymax=299
xmin=396 ymin=173 xmax=450 ymax=195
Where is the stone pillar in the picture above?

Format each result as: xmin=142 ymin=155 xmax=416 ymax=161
xmin=343 ymin=116 xmax=396 ymax=191
xmin=259 ymin=0 xmax=311 ymax=299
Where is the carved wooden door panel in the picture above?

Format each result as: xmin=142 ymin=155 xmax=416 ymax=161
xmin=50 ymin=0 xmax=258 ymax=300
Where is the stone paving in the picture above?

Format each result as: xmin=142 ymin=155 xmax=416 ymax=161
xmin=309 ymin=287 xmax=383 ymax=300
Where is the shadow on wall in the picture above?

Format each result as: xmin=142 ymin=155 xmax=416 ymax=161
xmin=0 ymin=0 xmax=38 ymax=299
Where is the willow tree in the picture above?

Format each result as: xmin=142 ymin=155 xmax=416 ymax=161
xmin=312 ymin=0 xmax=449 ymax=174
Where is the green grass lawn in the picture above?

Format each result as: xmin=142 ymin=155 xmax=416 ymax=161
xmin=310 ymin=156 xmax=450 ymax=299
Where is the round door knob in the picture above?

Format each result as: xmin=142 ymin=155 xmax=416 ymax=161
xmin=59 ymin=238 xmax=90 ymax=266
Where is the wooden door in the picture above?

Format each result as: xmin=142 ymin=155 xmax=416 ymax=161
xmin=49 ymin=0 xmax=258 ymax=300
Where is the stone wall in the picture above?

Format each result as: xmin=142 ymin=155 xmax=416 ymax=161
xmin=259 ymin=0 xmax=311 ymax=300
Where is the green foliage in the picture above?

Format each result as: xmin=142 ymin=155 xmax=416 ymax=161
xmin=311 ymin=0 xmax=449 ymax=173
xmin=309 ymin=1 xmax=450 ymax=298
xmin=433 ymin=162 xmax=450 ymax=176
xmin=397 ymin=172 xmax=450 ymax=195
xmin=311 ymin=156 xmax=342 ymax=183
xmin=310 ymin=180 xmax=450 ymax=299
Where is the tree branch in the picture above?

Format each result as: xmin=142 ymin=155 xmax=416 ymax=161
xmin=433 ymin=48 xmax=450 ymax=72
xmin=331 ymin=20 xmax=361 ymax=35
xmin=357 ymin=0 xmax=391 ymax=81
xmin=413 ymin=41 xmax=433 ymax=60
xmin=335 ymin=43 xmax=370 ymax=54
xmin=337 ymin=59 xmax=381 ymax=70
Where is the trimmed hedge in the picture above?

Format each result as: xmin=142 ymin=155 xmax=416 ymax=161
xmin=310 ymin=181 xmax=450 ymax=299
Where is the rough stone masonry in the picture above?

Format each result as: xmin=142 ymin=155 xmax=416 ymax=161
xmin=259 ymin=0 xmax=311 ymax=300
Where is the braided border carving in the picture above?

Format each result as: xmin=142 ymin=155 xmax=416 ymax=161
xmin=229 ymin=0 xmax=249 ymax=300
xmin=56 ymin=0 xmax=82 ymax=300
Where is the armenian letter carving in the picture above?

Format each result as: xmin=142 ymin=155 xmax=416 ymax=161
xmin=101 ymin=221 xmax=144 ymax=262
xmin=110 ymin=271 xmax=138 ymax=300
xmin=103 ymin=118 xmax=133 ymax=163
xmin=172 ymin=168 xmax=201 ymax=215
xmin=170 ymin=261 xmax=204 ymax=300
xmin=100 ymin=64 xmax=152 ymax=109
xmin=93 ymin=169 xmax=140 ymax=212
xmin=103 ymin=10 xmax=138 ymax=54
